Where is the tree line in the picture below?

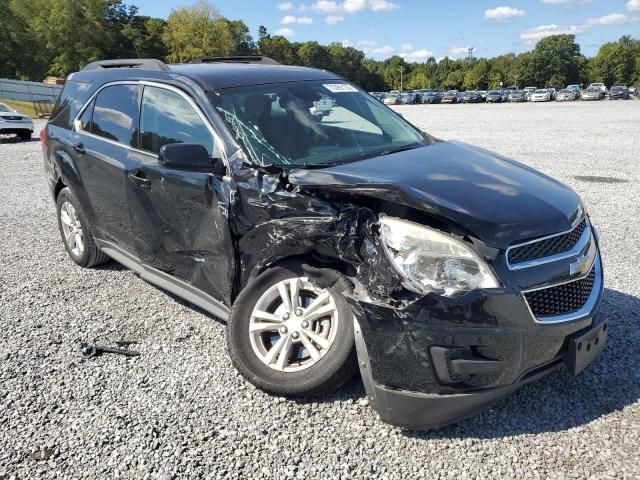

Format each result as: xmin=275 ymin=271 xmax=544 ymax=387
xmin=1 ymin=0 xmax=639 ymax=91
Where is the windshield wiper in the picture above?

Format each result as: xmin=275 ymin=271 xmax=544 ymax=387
xmin=363 ymin=144 xmax=422 ymax=160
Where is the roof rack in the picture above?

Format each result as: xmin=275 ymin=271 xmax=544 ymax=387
xmin=189 ymin=56 xmax=281 ymax=65
xmin=81 ymin=59 xmax=170 ymax=72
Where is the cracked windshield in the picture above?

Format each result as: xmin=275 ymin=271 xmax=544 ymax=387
xmin=213 ymin=80 xmax=431 ymax=167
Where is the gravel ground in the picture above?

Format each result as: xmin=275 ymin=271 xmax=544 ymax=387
xmin=1 ymin=101 xmax=639 ymax=479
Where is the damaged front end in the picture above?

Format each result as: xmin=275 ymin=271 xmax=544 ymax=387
xmin=210 ymin=79 xmax=604 ymax=429
xmin=227 ymin=152 xmax=604 ymax=429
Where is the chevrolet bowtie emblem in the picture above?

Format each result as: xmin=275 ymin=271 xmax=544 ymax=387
xmin=570 ymin=253 xmax=590 ymax=276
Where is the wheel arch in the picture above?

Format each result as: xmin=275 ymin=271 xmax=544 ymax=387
xmin=54 ymin=176 xmax=67 ymax=200
xmin=240 ymin=251 xmax=357 ymax=293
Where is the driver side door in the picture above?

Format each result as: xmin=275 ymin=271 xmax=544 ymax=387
xmin=126 ymin=82 xmax=235 ymax=306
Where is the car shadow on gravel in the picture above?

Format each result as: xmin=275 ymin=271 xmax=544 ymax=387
xmin=402 ymin=288 xmax=639 ymax=440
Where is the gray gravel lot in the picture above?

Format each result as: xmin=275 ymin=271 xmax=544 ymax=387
xmin=1 ymin=101 xmax=639 ymax=479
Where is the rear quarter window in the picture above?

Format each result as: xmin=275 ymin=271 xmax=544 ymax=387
xmin=49 ymin=80 xmax=92 ymax=129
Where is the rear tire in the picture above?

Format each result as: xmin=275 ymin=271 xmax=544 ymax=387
xmin=56 ymin=187 xmax=109 ymax=268
xmin=227 ymin=263 xmax=357 ymax=396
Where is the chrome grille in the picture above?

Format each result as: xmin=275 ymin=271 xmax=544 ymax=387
xmin=508 ymin=219 xmax=587 ymax=266
xmin=525 ymin=267 xmax=596 ymax=318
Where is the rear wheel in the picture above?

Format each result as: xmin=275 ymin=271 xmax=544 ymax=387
xmin=227 ymin=264 xmax=357 ymax=396
xmin=56 ymin=188 xmax=109 ymax=268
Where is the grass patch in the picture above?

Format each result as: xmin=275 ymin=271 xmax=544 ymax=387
xmin=0 ymin=99 xmax=38 ymax=117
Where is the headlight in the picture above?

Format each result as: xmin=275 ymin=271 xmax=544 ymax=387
xmin=379 ymin=216 xmax=499 ymax=297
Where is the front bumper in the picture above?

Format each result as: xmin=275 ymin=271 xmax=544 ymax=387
xmin=0 ymin=120 xmax=34 ymax=134
xmin=351 ymin=253 xmax=605 ymax=430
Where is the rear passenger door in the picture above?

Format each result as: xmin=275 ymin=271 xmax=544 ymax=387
xmin=72 ymin=83 xmax=141 ymax=253
xmin=126 ymin=83 xmax=236 ymax=306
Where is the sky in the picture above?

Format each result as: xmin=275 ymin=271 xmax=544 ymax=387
xmin=131 ymin=0 xmax=640 ymax=60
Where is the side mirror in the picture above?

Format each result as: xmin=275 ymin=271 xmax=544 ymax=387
xmin=158 ymin=143 xmax=224 ymax=174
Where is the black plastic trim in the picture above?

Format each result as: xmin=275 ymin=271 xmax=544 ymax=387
xmin=95 ymin=239 xmax=230 ymax=321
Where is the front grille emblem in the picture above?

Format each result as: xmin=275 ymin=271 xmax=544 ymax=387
xmin=570 ymin=253 xmax=590 ymax=276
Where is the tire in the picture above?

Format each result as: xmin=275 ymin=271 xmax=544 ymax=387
xmin=56 ymin=187 xmax=109 ymax=268
xmin=18 ymin=131 xmax=31 ymax=141
xmin=226 ymin=263 xmax=357 ymax=396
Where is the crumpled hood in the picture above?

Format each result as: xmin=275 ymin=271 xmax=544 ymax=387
xmin=288 ymin=141 xmax=581 ymax=249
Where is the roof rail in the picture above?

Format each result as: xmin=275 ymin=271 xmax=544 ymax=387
xmin=189 ymin=56 xmax=281 ymax=65
xmin=81 ymin=59 xmax=170 ymax=72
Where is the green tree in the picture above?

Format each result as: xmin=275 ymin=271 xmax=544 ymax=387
xmin=296 ymin=41 xmax=331 ymax=70
xmin=463 ymin=59 xmax=490 ymax=89
xmin=0 ymin=0 xmax=37 ymax=78
xmin=163 ymin=0 xmax=239 ymax=62
xmin=443 ymin=70 xmax=464 ymax=90
xmin=258 ymin=30 xmax=298 ymax=64
xmin=589 ymin=36 xmax=639 ymax=86
xmin=407 ymin=71 xmax=430 ymax=89
xmin=529 ymin=34 xmax=582 ymax=87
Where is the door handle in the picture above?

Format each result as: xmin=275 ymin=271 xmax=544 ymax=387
xmin=72 ymin=143 xmax=85 ymax=154
xmin=128 ymin=171 xmax=151 ymax=188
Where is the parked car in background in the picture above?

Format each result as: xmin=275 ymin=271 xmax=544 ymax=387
xmin=0 ymin=103 xmax=34 ymax=140
xmin=556 ymin=89 xmax=577 ymax=102
xmin=462 ymin=91 xmax=483 ymax=103
xmin=566 ymin=85 xmax=581 ymax=98
xmin=582 ymin=87 xmax=602 ymax=101
xmin=545 ymin=88 xmax=557 ymax=100
xmin=441 ymin=90 xmax=461 ymax=104
xmin=398 ymin=91 xmax=421 ymax=105
xmin=369 ymin=92 xmax=386 ymax=102
xmin=421 ymin=90 xmax=442 ymax=104
xmin=524 ymin=87 xmax=537 ymax=101
xmin=587 ymin=83 xmax=607 ymax=99
xmin=383 ymin=93 xmax=400 ymax=105
xmin=609 ymin=85 xmax=630 ymax=100
xmin=507 ymin=90 xmax=526 ymax=102
xmin=476 ymin=90 xmax=488 ymax=101
xmin=530 ymin=89 xmax=551 ymax=102
xmin=485 ymin=90 xmax=504 ymax=103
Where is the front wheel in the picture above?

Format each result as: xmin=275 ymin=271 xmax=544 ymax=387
xmin=226 ymin=264 xmax=357 ymax=396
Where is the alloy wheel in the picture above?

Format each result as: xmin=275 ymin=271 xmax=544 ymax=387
xmin=249 ymin=277 xmax=339 ymax=372
xmin=60 ymin=201 xmax=84 ymax=257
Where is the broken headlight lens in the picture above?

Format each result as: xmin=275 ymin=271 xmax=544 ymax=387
xmin=379 ymin=216 xmax=499 ymax=297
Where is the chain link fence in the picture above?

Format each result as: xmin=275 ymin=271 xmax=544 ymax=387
xmin=0 ymin=78 xmax=63 ymax=103
xmin=0 ymin=78 xmax=63 ymax=117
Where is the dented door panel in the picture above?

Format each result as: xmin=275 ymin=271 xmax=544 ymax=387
xmin=128 ymin=149 xmax=236 ymax=306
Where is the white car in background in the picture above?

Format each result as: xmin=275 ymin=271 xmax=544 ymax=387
xmin=524 ymin=87 xmax=537 ymax=100
xmin=556 ymin=89 xmax=577 ymax=101
xmin=587 ymin=83 xmax=607 ymax=99
xmin=0 ymin=103 xmax=34 ymax=141
xmin=530 ymin=89 xmax=551 ymax=102
xmin=383 ymin=93 xmax=400 ymax=105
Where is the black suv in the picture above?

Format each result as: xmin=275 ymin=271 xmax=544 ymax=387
xmin=43 ymin=57 xmax=606 ymax=429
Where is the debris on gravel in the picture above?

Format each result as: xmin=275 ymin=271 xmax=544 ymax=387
xmin=1 ymin=102 xmax=639 ymax=479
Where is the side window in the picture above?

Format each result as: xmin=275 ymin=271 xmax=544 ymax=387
xmin=139 ymin=86 xmax=216 ymax=157
xmin=77 ymin=98 xmax=94 ymax=132
xmin=90 ymin=84 xmax=139 ymax=146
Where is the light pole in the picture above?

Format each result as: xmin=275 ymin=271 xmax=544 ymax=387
xmin=398 ymin=66 xmax=405 ymax=92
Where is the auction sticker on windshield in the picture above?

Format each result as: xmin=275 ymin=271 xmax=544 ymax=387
xmin=323 ymin=83 xmax=358 ymax=93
